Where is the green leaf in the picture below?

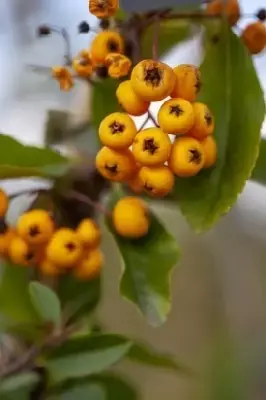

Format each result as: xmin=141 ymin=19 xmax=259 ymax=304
xmin=173 ymin=24 xmax=265 ymax=232
xmin=251 ymin=138 xmax=266 ymax=185
xmin=106 ymin=191 xmax=180 ymax=327
xmin=142 ymin=19 xmax=190 ymax=59
xmin=46 ymin=334 xmax=133 ymax=383
xmin=121 ymin=0 xmax=202 ymax=12
xmin=0 ymin=134 xmax=69 ymax=179
xmin=29 ymin=282 xmax=61 ymax=328
xmin=0 ymin=372 xmax=39 ymax=400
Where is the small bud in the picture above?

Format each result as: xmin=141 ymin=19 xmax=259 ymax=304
xmin=256 ymin=8 xmax=266 ymax=21
xmin=96 ymin=66 xmax=108 ymax=78
xmin=99 ymin=18 xmax=110 ymax=30
xmin=78 ymin=21 xmax=90 ymax=34
xmin=37 ymin=25 xmax=51 ymax=36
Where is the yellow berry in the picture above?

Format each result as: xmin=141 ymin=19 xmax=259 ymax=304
xmin=74 ymin=248 xmax=104 ymax=280
xmin=116 ymin=80 xmax=150 ymax=116
xmin=201 ymin=136 xmax=217 ymax=169
xmin=0 ymin=189 xmax=9 ymax=218
xmin=158 ymin=98 xmax=195 ymax=135
xmin=89 ymin=0 xmax=119 ymax=18
xmin=169 ymin=137 xmax=205 ymax=177
xmin=112 ymin=196 xmax=149 ymax=238
xmin=132 ymin=128 xmax=171 ymax=166
xmin=52 ymin=67 xmax=73 ymax=91
xmin=16 ymin=209 xmax=55 ymax=246
xmin=188 ymin=102 xmax=215 ymax=140
xmin=99 ymin=112 xmax=137 ymax=149
xmin=96 ymin=147 xmax=136 ymax=182
xmin=171 ymin=64 xmax=201 ymax=102
xmin=105 ymin=53 xmax=132 ymax=78
xmin=139 ymin=166 xmax=174 ymax=197
xmin=8 ymin=236 xmax=40 ymax=267
xmin=241 ymin=22 xmax=266 ymax=55
xmin=130 ymin=60 xmax=176 ymax=102
xmin=206 ymin=0 xmax=240 ymax=26
xmin=72 ymin=50 xmax=94 ymax=77
xmin=46 ymin=228 xmax=83 ymax=269
xmin=90 ymin=31 xmax=124 ymax=65
xmin=0 ymin=227 xmax=16 ymax=257
xmin=40 ymin=259 xmax=61 ymax=277
xmin=126 ymin=167 xmax=143 ymax=194
xmin=76 ymin=219 xmax=101 ymax=249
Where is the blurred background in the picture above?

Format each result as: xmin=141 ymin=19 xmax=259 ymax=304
xmin=1 ymin=0 xmax=266 ymax=399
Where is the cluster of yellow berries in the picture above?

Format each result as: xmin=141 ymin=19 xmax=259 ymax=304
xmin=96 ymin=60 xmax=217 ymax=198
xmin=0 ymin=190 xmax=103 ymax=280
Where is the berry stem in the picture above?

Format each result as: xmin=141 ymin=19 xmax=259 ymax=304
xmin=65 ymin=190 xmax=111 ymax=217
xmin=152 ymin=16 xmax=160 ymax=60
xmin=148 ymin=110 xmax=159 ymax=127
xmin=138 ymin=114 xmax=150 ymax=131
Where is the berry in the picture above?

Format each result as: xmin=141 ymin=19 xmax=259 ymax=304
xmin=16 ymin=209 xmax=54 ymax=246
xmin=126 ymin=167 xmax=143 ymax=194
xmin=0 ymin=189 xmax=9 ymax=218
xmin=256 ymin=9 xmax=266 ymax=22
xmin=8 ymin=236 xmax=40 ymax=267
xmin=130 ymin=60 xmax=176 ymax=102
xmin=46 ymin=228 xmax=83 ymax=269
xmin=188 ymin=102 xmax=215 ymax=140
xmin=99 ymin=112 xmax=137 ymax=149
xmin=52 ymin=67 xmax=73 ymax=91
xmin=158 ymin=98 xmax=195 ymax=135
xmin=139 ymin=166 xmax=174 ymax=198
xmin=0 ymin=227 xmax=16 ymax=257
xmin=89 ymin=0 xmax=119 ymax=19
xmin=105 ymin=53 xmax=132 ymax=78
xmin=169 ymin=137 xmax=205 ymax=177
xmin=76 ymin=219 xmax=101 ymax=249
xmin=74 ymin=248 xmax=104 ymax=280
xmin=132 ymin=128 xmax=171 ymax=166
xmin=241 ymin=22 xmax=266 ymax=55
xmin=201 ymin=136 xmax=217 ymax=169
xmin=116 ymin=80 xmax=150 ymax=116
xmin=96 ymin=147 xmax=136 ymax=182
xmin=78 ymin=21 xmax=90 ymax=34
xmin=99 ymin=18 xmax=111 ymax=30
xmin=171 ymin=64 xmax=201 ymax=102
xmin=40 ymin=259 xmax=61 ymax=277
xmin=112 ymin=197 xmax=149 ymax=238
xmin=37 ymin=25 xmax=51 ymax=36
xmin=90 ymin=31 xmax=124 ymax=65
xmin=72 ymin=50 xmax=94 ymax=77
xmin=206 ymin=0 xmax=240 ymax=26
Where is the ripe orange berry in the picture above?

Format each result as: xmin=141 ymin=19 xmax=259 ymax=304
xmin=116 ymin=80 xmax=150 ymax=116
xmin=130 ymin=60 xmax=176 ymax=102
xmin=206 ymin=0 xmax=240 ymax=26
xmin=0 ymin=189 xmax=9 ymax=218
xmin=74 ymin=248 xmax=104 ymax=280
xmin=126 ymin=167 xmax=143 ymax=194
xmin=89 ymin=0 xmax=119 ymax=19
xmin=8 ymin=236 xmax=40 ymax=267
xmin=76 ymin=219 xmax=101 ymax=249
xmin=52 ymin=67 xmax=73 ymax=91
xmin=72 ymin=50 xmax=94 ymax=77
xmin=201 ymin=136 xmax=217 ymax=169
xmin=188 ymin=102 xmax=215 ymax=140
xmin=96 ymin=147 xmax=136 ymax=181
xmin=169 ymin=137 xmax=205 ymax=177
xmin=40 ymin=259 xmax=61 ymax=277
xmin=99 ymin=112 xmax=137 ymax=149
xmin=171 ymin=64 xmax=201 ymax=102
xmin=158 ymin=98 xmax=195 ymax=135
xmin=105 ymin=53 xmax=132 ymax=78
xmin=132 ymin=128 xmax=171 ymax=166
xmin=46 ymin=228 xmax=83 ymax=269
xmin=90 ymin=31 xmax=124 ymax=65
xmin=0 ymin=227 xmax=16 ymax=257
xmin=16 ymin=209 xmax=55 ymax=246
xmin=241 ymin=22 xmax=266 ymax=55
xmin=112 ymin=196 xmax=149 ymax=238
xmin=139 ymin=166 xmax=174 ymax=197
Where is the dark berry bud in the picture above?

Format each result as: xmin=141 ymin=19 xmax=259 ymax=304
xmin=78 ymin=21 xmax=90 ymax=34
xmin=99 ymin=18 xmax=110 ymax=30
xmin=37 ymin=25 xmax=51 ymax=37
xmin=0 ymin=218 xmax=8 ymax=234
xmin=96 ymin=66 xmax=108 ymax=79
xmin=256 ymin=8 xmax=266 ymax=21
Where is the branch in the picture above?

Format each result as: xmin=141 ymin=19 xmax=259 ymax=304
xmin=152 ymin=16 xmax=160 ymax=60
xmin=63 ymin=190 xmax=112 ymax=217
xmin=9 ymin=188 xmax=49 ymax=201
xmin=148 ymin=110 xmax=159 ymax=127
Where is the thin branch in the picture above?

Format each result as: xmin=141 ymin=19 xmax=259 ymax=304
xmin=152 ymin=16 xmax=160 ymax=60
xmin=138 ymin=114 xmax=150 ymax=132
xmin=64 ymin=190 xmax=111 ymax=217
xmin=148 ymin=110 xmax=159 ymax=127
xmin=9 ymin=188 xmax=48 ymax=201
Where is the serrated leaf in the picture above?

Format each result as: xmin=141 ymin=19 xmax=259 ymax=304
xmin=0 ymin=134 xmax=69 ymax=179
xmin=251 ymin=138 xmax=266 ymax=185
xmin=0 ymin=372 xmax=39 ymax=399
xmin=106 ymin=191 xmax=180 ymax=327
xmin=173 ymin=24 xmax=265 ymax=232
xmin=29 ymin=282 xmax=61 ymax=328
xmin=46 ymin=334 xmax=133 ymax=383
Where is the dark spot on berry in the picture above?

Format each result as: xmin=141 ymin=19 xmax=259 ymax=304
xmin=25 ymin=251 xmax=34 ymax=261
xmin=37 ymin=25 xmax=51 ymax=37
xmin=65 ymin=242 xmax=76 ymax=251
xmin=78 ymin=21 xmax=90 ymax=34
xmin=143 ymin=138 xmax=159 ymax=155
xmin=0 ymin=219 xmax=7 ymax=234
xmin=195 ymin=71 xmax=201 ymax=93
xmin=109 ymin=121 xmax=125 ymax=134
xmin=144 ymin=182 xmax=153 ymax=192
xmin=144 ymin=66 xmax=162 ymax=87
xmin=107 ymin=39 xmax=119 ymax=52
xmin=99 ymin=18 xmax=110 ymax=30
xmin=96 ymin=66 xmax=108 ymax=78
xmin=105 ymin=164 xmax=118 ymax=174
xmin=256 ymin=8 xmax=266 ymax=21
xmin=169 ymin=105 xmax=184 ymax=117
xmin=204 ymin=112 xmax=213 ymax=126
xmin=189 ymin=149 xmax=202 ymax=165
xmin=211 ymin=34 xmax=220 ymax=44
xmin=29 ymin=225 xmax=40 ymax=237
xmin=97 ymin=0 xmax=107 ymax=9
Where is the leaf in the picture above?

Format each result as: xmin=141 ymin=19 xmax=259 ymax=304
xmin=121 ymin=0 xmax=202 ymax=12
xmin=29 ymin=282 xmax=61 ymax=328
xmin=251 ymin=138 xmax=266 ymax=185
xmin=44 ymin=110 xmax=70 ymax=146
xmin=0 ymin=372 xmax=39 ymax=400
xmin=0 ymin=134 xmax=69 ymax=179
xmin=142 ymin=19 xmax=190 ymax=59
xmin=172 ymin=24 xmax=265 ymax=232
xmin=46 ymin=334 xmax=133 ymax=383
xmin=106 ymin=190 xmax=180 ymax=327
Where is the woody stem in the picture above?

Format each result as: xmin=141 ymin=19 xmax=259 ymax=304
xmin=152 ymin=16 xmax=160 ymax=60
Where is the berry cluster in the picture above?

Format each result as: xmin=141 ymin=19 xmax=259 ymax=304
xmin=0 ymin=190 xmax=103 ymax=280
xmin=96 ymin=60 xmax=217 ymax=198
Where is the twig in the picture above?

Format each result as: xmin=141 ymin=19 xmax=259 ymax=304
xmin=138 ymin=114 xmax=150 ymax=132
xmin=9 ymin=188 xmax=48 ymax=201
xmin=148 ymin=110 xmax=159 ymax=127
xmin=64 ymin=190 xmax=111 ymax=217
xmin=61 ymin=28 xmax=72 ymax=66
xmin=152 ymin=16 xmax=160 ymax=60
